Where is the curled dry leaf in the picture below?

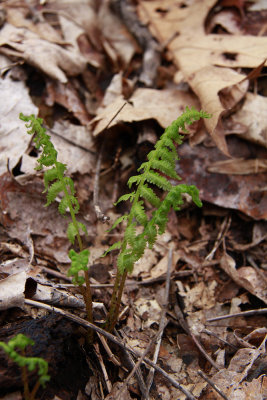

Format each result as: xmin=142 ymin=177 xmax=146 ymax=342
xmin=0 ymin=271 xmax=27 ymax=311
xmin=92 ymin=88 xmax=200 ymax=136
xmin=207 ymin=158 xmax=267 ymax=175
xmin=138 ymin=0 xmax=267 ymax=155
xmin=220 ymin=252 xmax=267 ymax=303
xmin=232 ymin=93 xmax=267 ymax=148
xmin=0 ymin=75 xmax=38 ymax=175
xmin=0 ymin=24 xmax=87 ymax=82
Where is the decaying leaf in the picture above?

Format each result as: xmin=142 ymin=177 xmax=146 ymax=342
xmin=220 ymin=252 xmax=267 ymax=303
xmin=138 ymin=0 xmax=267 ymax=154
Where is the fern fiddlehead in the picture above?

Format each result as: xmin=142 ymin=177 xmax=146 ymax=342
xmin=19 ymin=114 xmax=93 ymax=327
xmin=105 ymin=106 xmax=212 ymax=331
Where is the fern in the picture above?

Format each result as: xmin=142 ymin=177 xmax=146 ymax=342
xmin=105 ymin=107 xmax=211 ymax=331
xmin=0 ymin=334 xmax=49 ymax=399
xmin=107 ymin=106 xmax=211 ymax=276
xmin=20 ymin=114 xmax=93 ymax=328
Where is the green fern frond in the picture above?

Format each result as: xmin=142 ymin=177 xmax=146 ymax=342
xmin=140 ymin=184 xmax=161 ymax=208
xmin=132 ymin=201 xmax=147 ymax=226
xmin=102 ymin=241 xmax=122 ymax=257
xmin=43 ymin=167 xmax=59 ymax=191
xmin=145 ymin=171 xmax=172 ymax=191
xmin=114 ymin=192 xmax=135 ymax=205
xmin=124 ymin=223 xmax=136 ymax=247
xmin=58 ymin=196 xmax=69 ymax=215
xmin=145 ymin=223 xmax=157 ymax=249
xmin=132 ymin=233 xmax=147 ymax=260
xmin=117 ymin=250 xmax=135 ymax=274
xmin=150 ymin=159 xmax=179 ymax=180
xmin=63 ymin=177 xmax=75 ymax=195
xmin=45 ymin=180 xmax=64 ymax=206
xmin=67 ymin=221 xmax=87 ymax=244
xmin=107 ymin=106 xmax=212 ymax=276
xmin=68 ymin=249 xmax=89 ymax=285
xmin=128 ymin=175 xmax=142 ymax=189
xmin=107 ymin=215 xmax=128 ymax=232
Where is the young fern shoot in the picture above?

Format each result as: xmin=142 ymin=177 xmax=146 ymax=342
xmin=104 ymin=106 xmax=212 ymax=331
xmin=0 ymin=334 xmax=50 ymax=400
xmin=19 ymin=114 xmax=93 ymax=327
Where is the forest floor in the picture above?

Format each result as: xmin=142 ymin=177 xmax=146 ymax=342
xmin=0 ymin=1 xmax=266 ymax=399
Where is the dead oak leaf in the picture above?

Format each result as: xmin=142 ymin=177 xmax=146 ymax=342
xmin=0 ymin=24 xmax=87 ymax=83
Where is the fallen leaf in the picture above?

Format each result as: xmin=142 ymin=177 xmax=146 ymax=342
xmin=138 ymin=0 xmax=267 ymax=154
xmin=220 ymin=252 xmax=267 ymax=303
xmin=0 ymin=271 xmax=27 ymax=310
xmin=92 ymin=88 xmax=200 ymax=136
xmin=0 ymin=24 xmax=87 ymax=83
xmin=0 ymin=74 xmax=38 ymax=175
xmin=207 ymin=158 xmax=267 ymax=174
xmin=232 ymin=93 xmax=267 ymax=148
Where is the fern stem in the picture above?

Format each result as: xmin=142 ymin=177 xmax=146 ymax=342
xmin=109 ymin=269 xmax=128 ymax=332
xmin=105 ymin=271 xmax=122 ymax=331
xmin=21 ymin=363 xmax=30 ymax=400
xmin=29 ymin=380 xmax=40 ymax=400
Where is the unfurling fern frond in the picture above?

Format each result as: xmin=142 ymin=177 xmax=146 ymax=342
xmin=140 ymin=184 xmax=161 ymax=208
xmin=106 ymin=106 xmax=211 ymax=276
xmin=45 ymin=180 xmax=64 ymax=206
xmin=67 ymin=221 xmax=87 ymax=244
xmin=20 ymin=113 xmax=84 ymax=239
xmin=114 ymin=192 xmax=135 ymax=205
xmin=20 ymin=113 xmax=93 ymax=326
xmin=68 ymin=249 xmax=89 ymax=285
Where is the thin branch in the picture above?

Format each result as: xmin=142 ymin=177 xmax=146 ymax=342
xmin=206 ymin=308 xmax=267 ymax=322
xmin=93 ymin=101 xmax=127 ymax=222
xmin=145 ymin=249 xmax=173 ymax=398
xmin=25 ymin=299 xmax=196 ymax=400
xmin=205 ymin=215 xmax=231 ymax=261
xmin=174 ymin=296 xmax=220 ymax=370
xmin=197 ymin=370 xmax=229 ymax=400
xmin=116 ymin=329 xmax=148 ymax=399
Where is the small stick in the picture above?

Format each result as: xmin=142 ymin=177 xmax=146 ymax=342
xmin=206 ymin=308 xmax=267 ymax=322
xmin=116 ymin=328 xmax=147 ymax=398
xmin=118 ymin=319 xmax=169 ymax=400
xmin=93 ymin=102 xmax=127 ymax=222
xmin=145 ymin=249 xmax=173 ymax=398
xmin=94 ymin=341 xmax=112 ymax=393
xmin=202 ymin=329 xmax=237 ymax=350
xmin=97 ymin=333 xmax=121 ymax=367
xmin=173 ymin=297 xmax=220 ymax=370
xmin=205 ymin=215 xmax=231 ymax=261
xmin=25 ymin=299 xmax=196 ymax=400
xmin=247 ymin=255 xmax=267 ymax=285
xmin=197 ymin=370 xmax=229 ymax=400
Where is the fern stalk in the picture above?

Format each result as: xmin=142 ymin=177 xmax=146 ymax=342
xmin=105 ymin=107 xmax=212 ymax=331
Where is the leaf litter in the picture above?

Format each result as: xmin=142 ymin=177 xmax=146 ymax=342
xmin=0 ymin=0 xmax=266 ymax=399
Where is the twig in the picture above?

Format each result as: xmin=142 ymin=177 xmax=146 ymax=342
xmin=145 ymin=249 xmax=173 ymax=398
xmin=97 ymin=333 xmax=121 ymax=367
xmin=238 ymin=334 xmax=267 ymax=384
xmin=197 ymin=370 xmax=229 ymax=400
xmin=93 ymin=102 xmax=127 ymax=222
xmin=206 ymin=308 xmax=267 ymax=322
xmin=247 ymin=255 xmax=267 ymax=285
xmin=116 ymin=328 xmax=148 ymax=398
xmin=119 ymin=319 xmax=169 ymax=400
xmin=110 ymin=0 xmax=161 ymax=87
xmin=94 ymin=341 xmax=112 ymax=393
xmin=173 ymin=295 xmax=220 ymax=370
xmin=25 ymin=299 xmax=196 ymax=400
xmin=205 ymin=215 xmax=231 ymax=261
xmin=202 ymin=329 xmax=237 ymax=350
